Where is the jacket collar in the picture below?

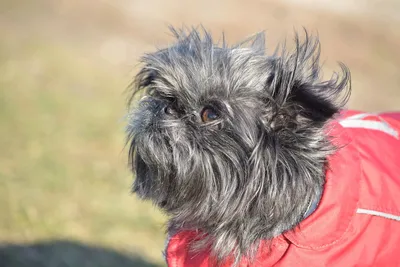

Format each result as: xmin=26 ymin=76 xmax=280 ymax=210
xmin=283 ymin=123 xmax=361 ymax=249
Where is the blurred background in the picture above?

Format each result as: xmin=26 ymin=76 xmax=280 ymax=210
xmin=0 ymin=0 xmax=399 ymax=266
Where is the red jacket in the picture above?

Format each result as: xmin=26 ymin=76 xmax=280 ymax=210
xmin=165 ymin=111 xmax=400 ymax=267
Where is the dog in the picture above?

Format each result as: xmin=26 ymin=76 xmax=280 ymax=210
xmin=126 ymin=27 xmax=400 ymax=266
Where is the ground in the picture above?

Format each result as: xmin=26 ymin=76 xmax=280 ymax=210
xmin=0 ymin=0 xmax=399 ymax=266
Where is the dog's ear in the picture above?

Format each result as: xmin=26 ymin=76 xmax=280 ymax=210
xmin=266 ymin=31 xmax=351 ymax=124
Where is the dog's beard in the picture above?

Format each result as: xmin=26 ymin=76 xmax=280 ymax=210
xmin=130 ymin=103 xmax=252 ymax=213
xmin=126 ymin=27 xmax=350 ymax=264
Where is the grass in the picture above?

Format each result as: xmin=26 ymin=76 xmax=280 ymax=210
xmin=0 ymin=5 xmax=167 ymax=266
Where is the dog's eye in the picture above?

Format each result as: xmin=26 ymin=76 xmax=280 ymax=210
xmin=164 ymin=103 xmax=178 ymax=116
xmin=201 ymin=107 xmax=219 ymax=123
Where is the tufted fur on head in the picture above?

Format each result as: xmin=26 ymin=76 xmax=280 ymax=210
xmin=126 ymin=26 xmax=351 ymax=265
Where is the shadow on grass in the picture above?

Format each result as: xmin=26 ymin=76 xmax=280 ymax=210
xmin=0 ymin=240 xmax=163 ymax=267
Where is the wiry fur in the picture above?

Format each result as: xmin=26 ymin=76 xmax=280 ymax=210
xmin=126 ymin=26 xmax=351 ymax=265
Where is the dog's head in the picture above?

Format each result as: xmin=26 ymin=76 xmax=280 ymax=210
xmin=126 ymin=27 xmax=350 ymax=262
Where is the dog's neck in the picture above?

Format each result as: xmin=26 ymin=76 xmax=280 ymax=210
xmin=303 ymin=187 xmax=323 ymax=219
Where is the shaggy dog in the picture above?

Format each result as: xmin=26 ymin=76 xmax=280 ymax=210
xmin=126 ymin=27 xmax=400 ymax=266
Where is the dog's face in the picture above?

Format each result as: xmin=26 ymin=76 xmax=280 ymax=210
xmin=127 ymin=27 xmax=350 ymax=261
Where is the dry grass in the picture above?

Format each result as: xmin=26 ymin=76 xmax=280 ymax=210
xmin=0 ymin=1 xmax=166 ymax=266
xmin=0 ymin=0 xmax=399 ymax=266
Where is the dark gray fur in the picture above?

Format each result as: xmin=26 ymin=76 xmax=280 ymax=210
xmin=126 ymin=26 xmax=351 ymax=265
